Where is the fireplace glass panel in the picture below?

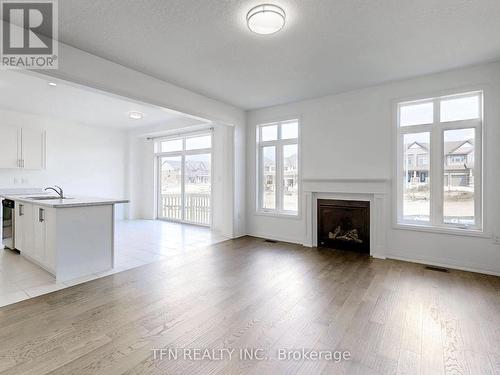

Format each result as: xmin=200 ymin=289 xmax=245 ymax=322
xmin=317 ymin=199 xmax=370 ymax=253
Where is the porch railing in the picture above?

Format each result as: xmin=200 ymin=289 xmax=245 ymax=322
xmin=160 ymin=193 xmax=210 ymax=224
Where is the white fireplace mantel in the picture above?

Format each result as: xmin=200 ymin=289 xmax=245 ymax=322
xmin=302 ymin=178 xmax=390 ymax=259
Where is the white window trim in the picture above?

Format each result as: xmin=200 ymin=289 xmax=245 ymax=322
xmin=256 ymin=119 xmax=301 ymax=217
xmin=394 ymin=90 xmax=484 ymax=234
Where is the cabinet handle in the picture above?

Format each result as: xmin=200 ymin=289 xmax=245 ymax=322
xmin=19 ymin=204 xmax=24 ymax=216
xmin=39 ymin=208 xmax=45 ymax=222
xmin=22 ymin=159 xmax=24 ymax=168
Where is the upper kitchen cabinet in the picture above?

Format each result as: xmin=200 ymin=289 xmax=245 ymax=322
xmin=22 ymin=128 xmax=45 ymax=169
xmin=0 ymin=126 xmax=20 ymax=168
xmin=0 ymin=126 xmax=45 ymax=169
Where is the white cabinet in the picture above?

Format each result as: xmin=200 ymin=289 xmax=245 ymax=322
xmin=33 ymin=205 xmax=46 ymax=263
xmin=15 ymin=202 xmax=55 ymax=273
xmin=12 ymin=200 xmax=116 ymax=282
xmin=0 ymin=126 xmax=20 ymax=168
xmin=14 ymin=202 xmax=33 ymax=253
xmin=0 ymin=126 xmax=45 ymax=169
xmin=14 ymin=203 xmax=23 ymax=251
xmin=22 ymin=128 xmax=45 ymax=169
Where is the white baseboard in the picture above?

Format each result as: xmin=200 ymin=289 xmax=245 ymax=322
xmin=248 ymin=232 xmax=303 ymax=244
xmin=229 ymin=233 xmax=247 ymax=240
xmin=246 ymin=234 xmax=499 ymax=277
xmin=386 ymin=253 xmax=500 ymax=277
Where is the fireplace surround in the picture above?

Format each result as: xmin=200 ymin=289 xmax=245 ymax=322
xmin=302 ymin=178 xmax=389 ymax=259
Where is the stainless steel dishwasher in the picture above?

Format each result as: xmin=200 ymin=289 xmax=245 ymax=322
xmin=2 ymin=199 xmax=15 ymax=250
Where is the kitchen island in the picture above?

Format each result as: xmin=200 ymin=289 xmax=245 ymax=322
xmin=1 ymin=194 xmax=128 ymax=282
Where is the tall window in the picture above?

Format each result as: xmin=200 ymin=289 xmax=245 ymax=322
xmin=155 ymin=133 xmax=212 ymax=226
xmin=257 ymin=120 xmax=299 ymax=215
xmin=397 ymin=91 xmax=482 ymax=230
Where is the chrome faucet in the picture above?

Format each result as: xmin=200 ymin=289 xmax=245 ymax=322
xmin=45 ymin=185 xmax=64 ymax=199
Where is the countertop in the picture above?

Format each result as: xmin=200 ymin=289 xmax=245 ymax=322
xmin=0 ymin=194 xmax=129 ymax=208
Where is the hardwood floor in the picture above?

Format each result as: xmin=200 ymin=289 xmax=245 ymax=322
xmin=0 ymin=236 xmax=499 ymax=374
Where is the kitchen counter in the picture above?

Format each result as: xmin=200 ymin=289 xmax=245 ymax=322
xmin=1 ymin=194 xmax=128 ymax=208
xmin=2 ymin=193 xmax=128 ymax=282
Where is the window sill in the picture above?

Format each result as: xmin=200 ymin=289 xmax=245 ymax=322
xmin=393 ymin=223 xmax=489 ymax=238
xmin=255 ymin=210 xmax=302 ymax=220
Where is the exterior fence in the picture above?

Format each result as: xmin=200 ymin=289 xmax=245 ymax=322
xmin=160 ymin=193 xmax=210 ymax=225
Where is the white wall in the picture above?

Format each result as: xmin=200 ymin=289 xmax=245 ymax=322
xmin=0 ymin=109 xmax=128 ymax=218
xmin=211 ymin=124 xmax=235 ymax=237
xmin=37 ymin=41 xmax=246 ymax=237
xmin=246 ymin=62 xmax=500 ymax=275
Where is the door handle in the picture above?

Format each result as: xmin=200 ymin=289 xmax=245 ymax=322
xmin=39 ymin=208 xmax=45 ymax=222
xmin=19 ymin=204 xmax=24 ymax=216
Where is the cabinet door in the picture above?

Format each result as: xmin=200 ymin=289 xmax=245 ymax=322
xmin=0 ymin=126 xmax=20 ymax=168
xmin=33 ymin=206 xmax=46 ymax=263
xmin=14 ymin=203 xmax=24 ymax=251
xmin=22 ymin=128 xmax=45 ymax=169
xmin=21 ymin=203 xmax=34 ymax=257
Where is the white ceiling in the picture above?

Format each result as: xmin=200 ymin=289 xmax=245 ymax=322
xmin=0 ymin=70 xmax=207 ymax=129
xmin=56 ymin=0 xmax=500 ymax=110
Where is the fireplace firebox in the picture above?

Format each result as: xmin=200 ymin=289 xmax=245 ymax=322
xmin=317 ymin=199 xmax=370 ymax=253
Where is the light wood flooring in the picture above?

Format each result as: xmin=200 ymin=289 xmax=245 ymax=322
xmin=0 ymin=220 xmax=228 ymax=307
xmin=0 ymin=236 xmax=499 ymax=374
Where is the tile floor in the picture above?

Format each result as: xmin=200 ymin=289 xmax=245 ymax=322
xmin=0 ymin=219 xmax=228 ymax=307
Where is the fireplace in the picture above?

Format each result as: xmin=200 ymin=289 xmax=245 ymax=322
xmin=317 ymin=199 xmax=370 ymax=253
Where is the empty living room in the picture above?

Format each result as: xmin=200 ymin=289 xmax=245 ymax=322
xmin=1 ymin=1 xmax=499 ymax=374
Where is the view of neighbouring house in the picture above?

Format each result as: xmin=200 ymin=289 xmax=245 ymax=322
xmin=404 ymin=134 xmax=475 ymax=225
xmin=406 ymin=139 xmax=474 ymax=187
xmin=263 ymin=150 xmax=298 ymax=211
xmin=159 ymin=155 xmax=211 ymax=225
xmin=161 ymin=159 xmax=210 ymax=186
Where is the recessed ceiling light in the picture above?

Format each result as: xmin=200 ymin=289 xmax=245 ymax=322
xmin=128 ymin=111 xmax=144 ymax=120
xmin=247 ymin=4 xmax=285 ymax=35
xmin=48 ymin=82 xmax=57 ymax=87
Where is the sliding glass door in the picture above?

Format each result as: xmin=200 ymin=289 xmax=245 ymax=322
xmin=184 ymin=153 xmax=211 ymax=224
xmin=158 ymin=156 xmax=182 ymax=221
xmin=156 ymin=134 xmax=212 ymax=226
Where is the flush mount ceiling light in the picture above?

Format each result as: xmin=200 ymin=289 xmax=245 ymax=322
xmin=247 ymin=4 xmax=285 ymax=35
xmin=48 ymin=82 xmax=57 ymax=87
xmin=128 ymin=111 xmax=144 ymax=120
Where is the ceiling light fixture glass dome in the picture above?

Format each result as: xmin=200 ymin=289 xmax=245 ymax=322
xmin=247 ymin=4 xmax=285 ymax=35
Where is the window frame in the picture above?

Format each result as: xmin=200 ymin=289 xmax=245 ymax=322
xmin=395 ymin=90 xmax=483 ymax=233
xmin=256 ymin=119 xmax=300 ymax=217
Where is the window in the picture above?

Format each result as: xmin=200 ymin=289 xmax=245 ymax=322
xmin=397 ymin=91 xmax=482 ymax=231
xmin=417 ymin=154 xmax=428 ymax=167
xmin=185 ymin=134 xmax=211 ymax=150
xmin=257 ymin=120 xmax=299 ymax=215
xmin=155 ymin=133 xmax=212 ymax=226
xmin=160 ymin=139 xmax=183 ymax=153
xmin=399 ymin=100 xmax=434 ymax=126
